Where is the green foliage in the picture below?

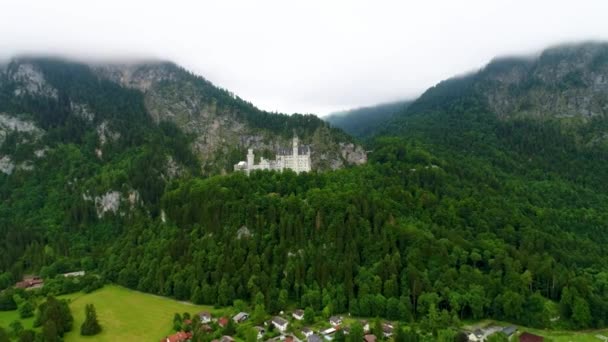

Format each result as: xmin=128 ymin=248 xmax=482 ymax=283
xmin=304 ymin=307 xmax=315 ymax=324
xmin=34 ymin=296 xmax=73 ymax=338
xmin=347 ymin=322 xmax=364 ymax=342
xmin=0 ymin=292 xmax=17 ymax=311
xmin=0 ymin=327 xmax=8 ymax=342
xmin=9 ymin=320 xmax=23 ymax=338
xmin=3 ymin=48 xmax=608 ymax=336
xmin=80 ymin=303 xmax=102 ymax=336
xmin=325 ymin=100 xmax=411 ymax=139
xmin=17 ymin=329 xmax=36 ymax=342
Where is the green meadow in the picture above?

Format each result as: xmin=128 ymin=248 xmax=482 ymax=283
xmin=62 ymin=285 xmax=219 ymax=341
xmin=1 ymin=285 xmax=219 ymax=341
xmin=2 ymin=285 xmax=608 ymax=341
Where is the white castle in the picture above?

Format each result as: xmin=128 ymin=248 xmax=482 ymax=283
xmin=234 ymin=136 xmax=311 ymax=174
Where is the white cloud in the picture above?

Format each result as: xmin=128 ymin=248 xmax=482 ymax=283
xmin=1 ymin=0 xmax=607 ymax=115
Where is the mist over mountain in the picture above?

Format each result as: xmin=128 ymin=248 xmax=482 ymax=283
xmin=324 ymin=100 xmax=412 ymax=139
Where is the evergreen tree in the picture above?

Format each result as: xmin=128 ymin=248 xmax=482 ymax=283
xmin=9 ymin=320 xmax=23 ymax=338
xmin=80 ymin=304 xmax=102 ymax=336
xmin=18 ymin=330 xmax=36 ymax=342
xmin=304 ymin=307 xmax=315 ymax=324
xmin=348 ymin=322 xmax=364 ymax=342
xmin=173 ymin=312 xmax=183 ymax=331
xmin=42 ymin=321 xmax=59 ymax=342
xmin=19 ymin=301 xmax=35 ymax=318
xmin=0 ymin=327 xmax=8 ymax=342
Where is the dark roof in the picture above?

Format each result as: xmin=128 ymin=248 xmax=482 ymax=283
xmin=502 ymin=326 xmax=517 ymax=336
xmin=276 ymin=145 xmax=311 ymax=156
xmin=272 ymin=316 xmax=288 ymax=326
xmin=519 ymin=332 xmax=544 ymax=342
xmin=307 ymin=334 xmax=323 ymax=342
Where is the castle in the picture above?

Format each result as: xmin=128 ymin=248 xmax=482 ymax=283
xmin=234 ymin=136 xmax=311 ymax=174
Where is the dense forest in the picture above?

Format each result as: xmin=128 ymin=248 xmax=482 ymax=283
xmin=2 ymin=44 xmax=608 ymax=338
xmin=324 ymin=100 xmax=411 ymax=139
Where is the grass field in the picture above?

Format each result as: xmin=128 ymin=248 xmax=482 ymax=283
xmin=0 ymin=308 xmax=35 ymax=331
xmin=3 ymin=285 xmax=608 ymax=341
xmin=61 ymin=285 xmax=219 ymax=341
xmin=465 ymin=319 xmax=608 ymax=342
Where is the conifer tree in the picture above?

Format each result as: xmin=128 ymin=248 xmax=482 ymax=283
xmin=80 ymin=304 xmax=102 ymax=336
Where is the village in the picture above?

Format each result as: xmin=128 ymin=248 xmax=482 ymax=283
xmin=161 ymin=308 xmax=545 ymax=342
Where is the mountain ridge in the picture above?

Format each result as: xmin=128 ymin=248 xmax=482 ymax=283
xmin=0 ymin=56 xmax=367 ymax=175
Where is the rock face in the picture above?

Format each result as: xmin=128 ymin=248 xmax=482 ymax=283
xmin=0 ymin=57 xmax=365 ymax=176
xmin=93 ymin=62 xmax=365 ymax=172
xmin=0 ymin=156 xmax=14 ymax=175
xmin=0 ymin=113 xmax=42 ymax=145
xmin=476 ymin=43 xmax=608 ymax=119
xmin=94 ymin=191 xmax=121 ymax=218
xmin=0 ymin=113 xmax=44 ymax=174
xmin=412 ymin=42 xmax=608 ymax=121
xmin=7 ymin=62 xmax=58 ymax=98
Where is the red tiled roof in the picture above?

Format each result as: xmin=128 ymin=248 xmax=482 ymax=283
xmin=164 ymin=331 xmax=192 ymax=342
xmin=364 ymin=334 xmax=377 ymax=342
xmin=218 ymin=317 xmax=229 ymax=327
xmin=519 ymin=332 xmax=543 ymax=342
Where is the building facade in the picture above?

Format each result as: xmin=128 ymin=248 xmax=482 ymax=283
xmin=234 ymin=136 xmax=311 ymax=174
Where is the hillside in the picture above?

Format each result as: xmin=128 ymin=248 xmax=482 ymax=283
xmin=324 ymin=100 xmax=411 ymax=139
xmin=2 ymin=43 xmax=608 ymax=339
xmin=0 ymin=57 xmax=366 ymax=176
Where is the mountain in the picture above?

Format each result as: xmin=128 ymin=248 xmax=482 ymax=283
xmin=324 ymin=100 xmax=411 ymax=138
xmin=0 ymin=57 xmax=366 ymax=176
xmin=403 ymin=41 xmax=608 ymax=125
xmin=2 ymin=43 xmax=608 ymax=336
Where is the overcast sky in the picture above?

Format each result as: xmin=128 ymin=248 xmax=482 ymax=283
xmin=1 ymin=0 xmax=608 ymax=116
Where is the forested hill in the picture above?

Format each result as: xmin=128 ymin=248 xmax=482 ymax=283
xmin=324 ymin=100 xmax=411 ymax=139
xmin=0 ymin=57 xmax=366 ymax=175
xmin=2 ymin=43 xmax=608 ymax=338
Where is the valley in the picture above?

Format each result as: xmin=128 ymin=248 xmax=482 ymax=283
xmin=1 ymin=42 xmax=608 ymax=341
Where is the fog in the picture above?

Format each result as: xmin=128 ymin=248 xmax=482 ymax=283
xmin=1 ymin=0 xmax=607 ymax=115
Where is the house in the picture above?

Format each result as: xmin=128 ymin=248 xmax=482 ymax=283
xmin=360 ymin=320 xmax=370 ymax=333
xmin=502 ymin=326 xmax=517 ymax=337
xmin=233 ymin=312 xmax=249 ymax=323
xmin=302 ymin=328 xmax=314 ymax=337
xmin=321 ymin=327 xmax=336 ymax=336
xmin=382 ymin=324 xmax=393 ymax=338
xmin=218 ymin=317 xmax=230 ymax=327
xmin=15 ymin=276 xmax=44 ymax=290
xmin=363 ymin=334 xmax=377 ymax=342
xmin=62 ymin=271 xmax=85 ymax=277
xmin=221 ymin=336 xmax=235 ymax=342
xmin=161 ymin=331 xmax=192 ymax=342
xmin=307 ymin=335 xmax=323 ymax=342
xmin=519 ymin=332 xmax=544 ymax=342
xmin=198 ymin=311 xmax=212 ymax=323
xmin=293 ymin=309 xmax=305 ymax=320
xmin=467 ymin=332 xmax=479 ymax=342
xmin=272 ymin=316 xmax=289 ymax=332
xmin=329 ymin=316 xmax=342 ymax=327
xmin=254 ymin=326 xmax=266 ymax=340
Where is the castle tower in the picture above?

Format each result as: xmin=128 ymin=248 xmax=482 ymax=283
xmin=247 ymin=148 xmax=254 ymax=169
xmin=292 ymin=136 xmax=299 ymax=156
